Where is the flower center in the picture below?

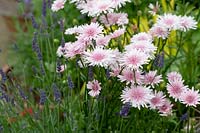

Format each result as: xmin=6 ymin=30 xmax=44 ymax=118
xmin=92 ymin=53 xmax=105 ymax=62
xmin=186 ymin=95 xmax=195 ymax=104
xmin=172 ymin=85 xmax=182 ymax=94
xmin=164 ymin=19 xmax=174 ymax=25
xmin=86 ymin=28 xmax=96 ymax=37
xmin=92 ymin=84 xmax=99 ymax=91
xmin=124 ymin=72 xmax=134 ymax=81
xmin=127 ymin=56 xmax=139 ymax=65
xmin=131 ymin=89 xmax=145 ymax=101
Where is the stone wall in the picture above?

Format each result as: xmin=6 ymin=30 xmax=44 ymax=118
xmin=0 ymin=0 xmax=18 ymax=67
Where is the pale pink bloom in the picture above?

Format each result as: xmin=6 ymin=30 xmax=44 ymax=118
xmin=167 ymin=80 xmax=188 ymax=101
xmin=56 ymin=65 xmax=67 ymax=73
xmin=118 ymin=68 xmax=134 ymax=84
xmin=87 ymin=79 xmax=101 ymax=97
xmin=80 ymin=22 xmax=103 ymax=41
xmin=167 ymin=71 xmax=182 ymax=82
xmin=64 ymin=25 xmax=82 ymax=35
xmin=57 ymin=40 xmax=86 ymax=58
xmin=158 ymin=99 xmax=173 ymax=116
xmin=180 ymin=87 xmax=200 ymax=107
xmin=178 ymin=16 xmax=197 ymax=32
xmin=83 ymin=47 xmax=115 ymax=68
xmin=157 ymin=14 xmax=180 ymax=30
xmin=109 ymin=28 xmax=125 ymax=39
xmin=148 ymin=2 xmax=160 ymax=16
xmin=75 ymin=37 xmax=89 ymax=46
xmin=125 ymin=41 xmax=157 ymax=58
xmin=121 ymin=85 xmax=153 ymax=109
xmin=109 ymin=64 xmax=121 ymax=77
xmin=51 ymin=0 xmax=66 ymax=12
xmin=131 ymin=32 xmax=153 ymax=42
xmin=75 ymin=0 xmax=130 ymax=16
xmin=70 ymin=0 xmax=85 ymax=3
xmin=96 ymin=35 xmax=111 ymax=46
xmin=77 ymin=0 xmax=114 ymax=17
xmin=149 ymin=91 xmax=165 ymax=109
xmin=149 ymin=24 xmax=169 ymax=39
xmin=110 ymin=49 xmax=122 ymax=64
xmin=100 ymin=13 xmax=128 ymax=26
xmin=120 ymin=49 xmax=150 ymax=69
xmin=118 ymin=68 xmax=143 ymax=85
xmin=111 ymin=0 xmax=131 ymax=9
xmin=143 ymin=70 xmax=163 ymax=88
xmin=63 ymin=42 xmax=85 ymax=59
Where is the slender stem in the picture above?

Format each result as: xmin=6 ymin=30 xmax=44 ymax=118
xmin=137 ymin=16 xmax=140 ymax=33
xmin=187 ymin=107 xmax=190 ymax=133
xmin=191 ymin=107 xmax=200 ymax=114
xmin=160 ymin=39 xmax=167 ymax=53
xmin=163 ymin=32 xmax=183 ymax=74
xmin=119 ymin=118 xmax=123 ymax=132
xmin=133 ymin=69 xmax=137 ymax=86
xmin=173 ymin=120 xmax=181 ymax=132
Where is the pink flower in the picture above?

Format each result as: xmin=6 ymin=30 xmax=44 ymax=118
xmin=157 ymin=14 xmax=179 ymax=30
xmin=74 ymin=0 xmax=130 ymax=17
xmin=167 ymin=80 xmax=188 ymax=101
xmin=63 ymin=42 xmax=85 ymax=59
xmin=96 ymin=35 xmax=111 ymax=46
xmin=118 ymin=68 xmax=134 ymax=84
xmin=109 ymin=64 xmax=121 ymax=77
xmin=178 ymin=16 xmax=197 ymax=32
xmin=131 ymin=32 xmax=153 ymax=42
xmin=143 ymin=70 xmax=163 ymax=88
xmin=125 ymin=41 xmax=157 ymax=58
xmin=167 ymin=71 xmax=182 ymax=82
xmin=77 ymin=0 xmax=114 ymax=17
xmin=64 ymin=25 xmax=82 ymax=35
xmin=80 ymin=22 xmax=103 ymax=41
xmin=121 ymin=85 xmax=153 ymax=109
xmin=148 ymin=2 xmax=160 ymax=16
xmin=100 ymin=12 xmax=128 ymax=26
xmin=87 ymin=80 xmax=101 ymax=97
xmin=120 ymin=49 xmax=150 ymax=69
xmin=158 ymin=99 xmax=173 ymax=116
xmin=109 ymin=28 xmax=125 ymax=39
xmin=83 ymin=47 xmax=115 ymax=68
xmin=149 ymin=91 xmax=165 ymax=109
xmin=111 ymin=0 xmax=131 ymax=9
xmin=149 ymin=24 xmax=169 ymax=39
xmin=118 ymin=68 xmax=143 ymax=85
xmin=180 ymin=87 xmax=200 ymax=107
xmin=51 ymin=0 xmax=66 ymax=12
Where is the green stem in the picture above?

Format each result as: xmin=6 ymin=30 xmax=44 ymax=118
xmin=187 ymin=107 xmax=190 ymax=133
xmin=137 ymin=16 xmax=140 ymax=33
xmin=163 ymin=32 xmax=183 ymax=74
xmin=119 ymin=118 xmax=123 ymax=132
xmin=173 ymin=120 xmax=181 ymax=132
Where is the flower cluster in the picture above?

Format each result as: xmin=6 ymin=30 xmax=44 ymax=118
xmin=150 ymin=14 xmax=197 ymax=39
xmin=167 ymin=72 xmax=200 ymax=107
xmin=51 ymin=0 xmax=66 ymax=12
xmin=54 ymin=0 xmax=199 ymax=116
xmin=70 ymin=0 xmax=131 ymax=17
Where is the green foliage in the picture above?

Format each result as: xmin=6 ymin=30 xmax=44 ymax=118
xmin=0 ymin=0 xmax=199 ymax=132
